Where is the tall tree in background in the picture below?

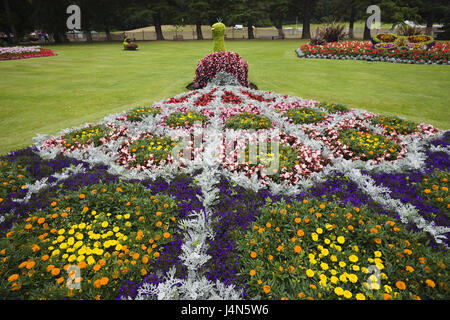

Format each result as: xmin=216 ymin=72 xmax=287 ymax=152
xmin=229 ymin=0 xmax=266 ymax=39
xmin=265 ymin=0 xmax=290 ymax=39
xmin=414 ymin=0 xmax=447 ymax=35
xmin=187 ymin=0 xmax=210 ymax=40
xmin=301 ymin=0 xmax=316 ymax=39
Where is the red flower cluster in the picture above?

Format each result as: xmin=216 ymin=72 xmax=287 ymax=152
xmin=194 ymin=51 xmax=250 ymax=88
xmin=163 ymin=91 xmax=198 ymax=104
xmin=300 ymin=41 xmax=450 ymax=63
xmin=240 ymin=90 xmax=276 ymax=103
xmin=222 ymin=90 xmax=243 ymax=105
xmin=0 ymin=48 xmax=56 ymax=61
xmin=194 ymin=88 xmax=217 ymax=107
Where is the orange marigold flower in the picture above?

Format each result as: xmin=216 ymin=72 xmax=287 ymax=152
xmin=425 ymin=279 xmax=435 ymax=288
xmin=294 ymin=245 xmax=302 ymax=253
xmin=319 ymin=204 xmax=325 ymax=209
xmin=37 ymin=217 xmax=45 ymax=224
xmin=153 ymin=252 xmax=160 ymax=258
xmin=263 ymin=285 xmax=271 ymax=294
xmin=93 ymin=264 xmax=101 ymax=272
xmin=395 ymin=281 xmax=406 ymax=290
xmin=403 ymin=249 xmax=412 ymax=255
xmin=405 ymin=266 xmax=414 ymax=273
xmin=24 ymin=224 xmax=32 ymax=230
xmin=31 ymin=244 xmax=40 ymax=252
xmin=41 ymin=255 xmax=49 ymax=261
xmin=100 ymin=277 xmax=109 ymax=286
xmin=383 ymin=293 xmax=392 ymax=300
xmin=249 ymin=270 xmax=256 ymax=276
xmin=79 ymin=194 xmax=86 ymax=199
xmin=51 ymin=268 xmax=61 ymax=276
xmin=250 ymin=251 xmax=257 ymax=258
xmin=25 ymin=261 xmax=35 ymax=269
xmin=94 ymin=279 xmax=102 ymax=288
xmin=296 ymin=229 xmax=304 ymax=237
xmin=418 ymin=257 xmax=426 ymax=264
xmin=50 ymin=202 xmax=57 ymax=207
xmin=78 ymin=261 xmax=87 ymax=269
xmin=8 ymin=274 xmax=19 ymax=282
xmin=268 ymin=255 xmax=273 ymax=261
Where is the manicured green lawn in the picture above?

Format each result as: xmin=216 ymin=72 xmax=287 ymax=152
xmin=0 ymin=40 xmax=449 ymax=155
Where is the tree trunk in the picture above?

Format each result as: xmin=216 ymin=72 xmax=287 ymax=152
xmin=153 ymin=12 xmax=165 ymax=40
xmin=53 ymin=32 xmax=68 ymax=43
xmin=274 ymin=20 xmax=285 ymax=39
xmin=105 ymin=27 xmax=112 ymax=41
xmin=85 ymin=30 xmax=93 ymax=42
xmin=196 ymin=22 xmax=203 ymax=40
xmin=363 ymin=22 xmax=372 ymax=40
xmin=426 ymin=16 xmax=434 ymax=36
xmin=349 ymin=4 xmax=356 ymax=39
xmin=247 ymin=21 xmax=254 ymax=39
xmin=302 ymin=0 xmax=313 ymax=39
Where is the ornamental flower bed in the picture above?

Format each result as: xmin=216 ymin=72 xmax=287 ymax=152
xmin=0 ymin=46 xmax=56 ymax=61
xmin=1 ymin=82 xmax=449 ymax=300
xmin=298 ymin=41 xmax=450 ymax=64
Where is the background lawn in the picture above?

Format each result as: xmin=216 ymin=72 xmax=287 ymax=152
xmin=0 ymin=39 xmax=449 ymax=155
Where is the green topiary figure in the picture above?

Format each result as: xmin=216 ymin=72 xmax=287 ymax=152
xmin=211 ymin=20 xmax=226 ymax=52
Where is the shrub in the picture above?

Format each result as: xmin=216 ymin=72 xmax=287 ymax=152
xmin=396 ymin=23 xmax=423 ymax=36
xmin=193 ymin=51 xmax=250 ymax=89
xmin=317 ymin=23 xmax=347 ymax=43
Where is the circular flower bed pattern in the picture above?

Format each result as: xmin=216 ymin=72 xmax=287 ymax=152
xmin=2 ymin=81 xmax=449 ymax=300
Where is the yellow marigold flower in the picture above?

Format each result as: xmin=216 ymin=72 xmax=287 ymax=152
xmin=334 ymin=287 xmax=344 ymax=296
xmin=343 ymin=290 xmax=352 ymax=299
xmin=337 ymin=236 xmax=345 ymax=244
xmin=356 ymin=293 xmax=365 ymax=300
xmin=306 ymin=269 xmax=315 ymax=277
xmin=348 ymin=254 xmax=358 ymax=263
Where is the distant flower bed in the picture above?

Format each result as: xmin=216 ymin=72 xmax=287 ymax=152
xmin=298 ymin=41 xmax=450 ymax=64
xmin=0 ymin=46 xmax=56 ymax=61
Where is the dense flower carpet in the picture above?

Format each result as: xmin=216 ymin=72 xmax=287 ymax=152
xmin=297 ymin=40 xmax=450 ymax=64
xmin=0 ymin=79 xmax=449 ymax=300
xmin=0 ymin=46 xmax=56 ymax=61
